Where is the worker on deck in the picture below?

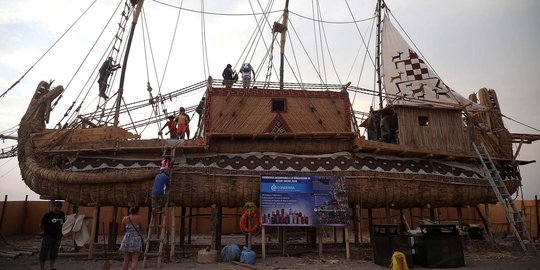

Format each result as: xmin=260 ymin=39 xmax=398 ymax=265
xmin=380 ymin=113 xmax=394 ymax=143
xmin=222 ymin=64 xmax=237 ymax=88
xmin=97 ymin=57 xmax=121 ymax=99
xmin=240 ymin=62 xmax=255 ymax=89
xmin=158 ymin=115 xmax=177 ymax=139
xmin=174 ymin=107 xmax=189 ymax=139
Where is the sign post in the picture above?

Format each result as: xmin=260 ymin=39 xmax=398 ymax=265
xmin=259 ymin=175 xmax=349 ymax=259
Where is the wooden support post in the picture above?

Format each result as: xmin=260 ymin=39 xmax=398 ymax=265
xmin=399 ymin=209 xmax=408 ymax=232
xmin=0 ymin=195 xmax=7 ymax=231
xmin=188 ymin=207 xmax=193 ymax=244
xmin=169 ymin=207 xmax=176 ymax=262
xmin=94 ymin=206 xmax=101 ymax=243
xmin=147 ymin=206 xmax=152 ymax=228
xmin=210 ymin=204 xmax=217 ymax=250
xmin=180 ymin=206 xmax=186 ymax=257
xmin=474 ymin=205 xmax=494 ymax=243
xmin=409 ymin=208 xmax=414 ymax=229
xmin=457 ymin=207 xmax=463 ymax=230
xmin=385 ymin=204 xmax=391 ymax=223
xmin=261 ymin=226 xmax=266 ymax=260
xmin=216 ymin=206 xmax=222 ymax=250
xmin=108 ymin=206 xmax=118 ymax=251
xmin=358 ymin=206 xmax=363 ymax=244
xmin=318 ymin=227 xmax=323 ymax=257
xmin=333 ymin=227 xmax=337 ymax=243
xmin=72 ymin=205 xmax=80 ymax=253
xmin=309 ymin=227 xmax=317 ymax=248
xmin=484 ymin=204 xmax=493 ymax=238
xmin=368 ymin=208 xmax=373 ymax=242
xmin=535 ymin=196 xmax=539 ymax=240
xmin=88 ymin=206 xmax=99 ymax=259
xmin=342 ymin=227 xmax=346 ymax=247
xmin=281 ymin=227 xmax=286 ymax=255
xmin=353 ymin=205 xmax=359 ymax=245
xmin=21 ymin=195 xmax=28 ymax=234
xmin=344 ymin=227 xmax=350 ymax=260
xmin=430 ymin=207 xmax=436 ymax=222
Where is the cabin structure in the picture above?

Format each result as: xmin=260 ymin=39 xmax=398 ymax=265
xmin=203 ymin=84 xmax=358 ymax=155
xmin=395 ymin=106 xmax=468 ymax=152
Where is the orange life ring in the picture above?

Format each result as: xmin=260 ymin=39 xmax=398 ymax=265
xmin=240 ymin=211 xmax=259 ymax=234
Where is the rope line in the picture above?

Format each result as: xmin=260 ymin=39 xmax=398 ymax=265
xmin=0 ymin=0 xmax=99 ymax=99
xmin=151 ymin=0 xmax=372 ymax=24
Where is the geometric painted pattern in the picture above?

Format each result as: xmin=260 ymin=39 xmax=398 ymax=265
xmin=69 ymin=153 xmax=519 ymax=181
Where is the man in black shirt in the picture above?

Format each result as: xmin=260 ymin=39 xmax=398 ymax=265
xmin=97 ymin=57 xmax=121 ymax=99
xmin=222 ymin=64 xmax=237 ymax=88
xmin=40 ymin=201 xmax=66 ymax=270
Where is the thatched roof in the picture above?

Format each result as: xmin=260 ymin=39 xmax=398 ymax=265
xmin=204 ymin=87 xmax=352 ymax=135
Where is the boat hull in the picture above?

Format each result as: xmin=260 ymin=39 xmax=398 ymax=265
xmin=23 ymin=151 xmax=520 ymax=208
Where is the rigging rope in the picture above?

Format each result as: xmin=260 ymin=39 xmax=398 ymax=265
xmin=315 ymin=0 xmax=327 ymax=83
xmin=0 ymin=0 xmax=99 ymax=99
xmin=288 ymin=21 xmax=328 ymax=87
xmin=287 ymin=30 xmax=304 ymax=85
xmin=200 ymin=0 xmax=210 ymax=79
xmin=141 ymin=8 xmax=164 ymax=133
xmin=501 ymin=114 xmax=540 ymax=133
xmin=151 ymin=0 xmax=372 ymax=24
xmin=0 ymin=163 xmax=18 ymax=180
xmin=311 ymin=0 xmax=321 ymax=73
xmin=316 ymin=7 xmax=343 ymax=86
xmin=345 ymin=0 xmax=376 ymax=69
xmin=56 ymin=0 xmax=129 ymax=128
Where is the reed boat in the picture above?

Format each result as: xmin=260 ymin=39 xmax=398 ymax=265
xmin=10 ymin=0 xmax=539 ymax=208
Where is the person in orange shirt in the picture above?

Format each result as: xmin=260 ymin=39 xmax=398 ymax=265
xmin=174 ymin=107 xmax=189 ymax=139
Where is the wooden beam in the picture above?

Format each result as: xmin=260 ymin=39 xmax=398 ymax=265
xmin=88 ymin=206 xmax=99 ymax=259
xmin=511 ymin=133 xmax=540 ymax=144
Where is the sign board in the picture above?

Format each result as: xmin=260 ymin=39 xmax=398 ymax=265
xmin=259 ymin=175 xmax=349 ymax=227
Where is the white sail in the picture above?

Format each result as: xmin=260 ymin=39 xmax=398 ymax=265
xmin=381 ymin=16 xmax=484 ymax=110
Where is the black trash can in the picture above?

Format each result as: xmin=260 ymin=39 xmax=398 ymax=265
xmin=372 ymin=224 xmax=414 ymax=268
xmin=413 ymin=224 xmax=465 ymax=268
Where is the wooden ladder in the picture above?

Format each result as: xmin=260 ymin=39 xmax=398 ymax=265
xmin=143 ymin=147 xmax=177 ymax=269
xmin=472 ymin=142 xmax=538 ymax=255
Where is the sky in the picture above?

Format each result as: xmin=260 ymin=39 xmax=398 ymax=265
xmin=1 ymin=0 xmax=540 ymax=201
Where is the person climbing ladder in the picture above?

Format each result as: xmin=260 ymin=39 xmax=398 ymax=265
xmin=97 ymin=57 xmax=121 ymax=99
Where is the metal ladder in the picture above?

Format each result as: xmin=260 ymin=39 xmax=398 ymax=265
xmin=472 ymin=142 xmax=538 ymax=255
xmin=143 ymin=147 xmax=176 ymax=269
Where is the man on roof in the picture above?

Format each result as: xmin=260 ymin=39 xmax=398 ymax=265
xmin=240 ymin=62 xmax=255 ymax=89
xmin=222 ymin=64 xmax=238 ymax=88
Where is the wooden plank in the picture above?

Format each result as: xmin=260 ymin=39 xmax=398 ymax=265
xmin=88 ymin=206 xmax=98 ymax=259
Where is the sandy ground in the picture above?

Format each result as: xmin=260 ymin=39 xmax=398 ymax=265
xmin=1 ymin=234 xmax=540 ymax=270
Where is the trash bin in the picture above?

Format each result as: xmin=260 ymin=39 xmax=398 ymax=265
xmin=414 ymin=224 xmax=465 ymax=268
xmin=372 ymin=224 xmax=414 ymax=268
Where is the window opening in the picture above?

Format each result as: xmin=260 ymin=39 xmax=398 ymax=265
xmin=418 ymin=116 xmax=429 ymax=126
xmin=272 ymin=99 xmax=286 ymax=112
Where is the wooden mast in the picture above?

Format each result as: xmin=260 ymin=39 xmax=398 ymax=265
xmin=375 ymin=0 xmax=383 ymax=109
xmin=278 ymin=0 xmax=290 ymax=90
xmin=113 ymin=0 xmax=145 ymax=127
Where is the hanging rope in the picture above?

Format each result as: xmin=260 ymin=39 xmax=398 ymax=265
xmin=200 ymin=0 xmax=210 ymax=79
xmin=56 ymin=0 xmax=130 ymax=128
xmin=501 ymin=114 xmax=540 ymax=133
xmin=140 ymin=8 xmax=164 ymax=134
xmin=0 ymin=0 xmax=99 ymax=99
xmin=315 ymin=0 xmax=327 ymax=83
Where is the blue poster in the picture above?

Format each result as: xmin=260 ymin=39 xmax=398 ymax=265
xmin=259 ymin=175 xmax=349 ymax=227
